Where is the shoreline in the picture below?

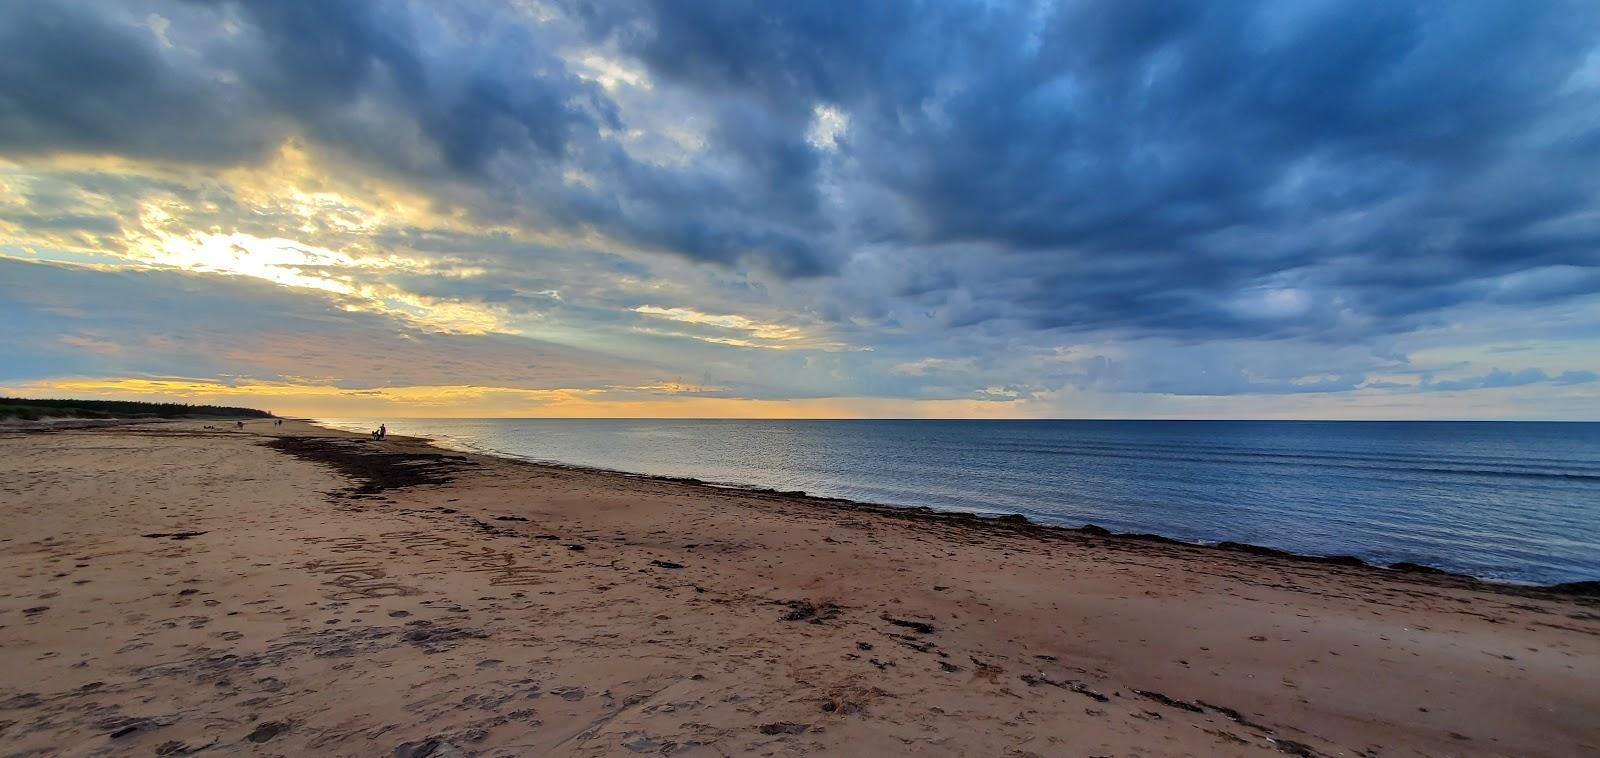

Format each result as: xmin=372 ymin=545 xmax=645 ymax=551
xmin=312 ymin=418 xmax=1599 ymax=596
xmin=3 ymin=419 xmax=1597 ymax=755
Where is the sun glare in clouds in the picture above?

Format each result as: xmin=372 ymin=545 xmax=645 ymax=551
xmin=129 ymin=223 xmax=359 ymax=295
xmin=100 ymin=168 xmax=516 ymax=335
xmin=122 ymin=217 xmax=513 ymax=334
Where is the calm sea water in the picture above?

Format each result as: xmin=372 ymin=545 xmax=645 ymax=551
xmin=317 ymin=419 xmax=1600 ymax=585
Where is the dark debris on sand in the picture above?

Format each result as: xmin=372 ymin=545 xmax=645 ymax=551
xmin=882 ymin=615 xmax=935 ymax=634
xmin=263 ymin=436 xmax=471 ymax=494
xmin=780 ymin=600 xmax=840 ymax=623
xmin=757 ymin=722 xmax=809 ymax=735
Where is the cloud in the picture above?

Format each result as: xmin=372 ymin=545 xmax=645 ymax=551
xmin=1422 ymin=367 xmax=1599 ymax=392
xmin=1553 ymin=370 xmax=1600 ymax=386
xmin=578 ymin=0 xmax=1600 ymax=338
xmin=3 ymin=1 xmax=1600 ymax=417
xmin=0 ymin=0 xmax=837 ymax=276
xmin=8 ymin=1 xmax=1593 ymax=312
xmin=0 ymin=2 xmax=278 ymax=163
xmin=0 ymin=258 xmax=655 ymax=390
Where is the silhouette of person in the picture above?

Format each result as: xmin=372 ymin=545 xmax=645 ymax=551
xmin=378 ymin=423 xmax=387 ymax=441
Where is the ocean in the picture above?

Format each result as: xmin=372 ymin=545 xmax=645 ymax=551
xmin=316 ymin=418 xmax=1600 ymax=585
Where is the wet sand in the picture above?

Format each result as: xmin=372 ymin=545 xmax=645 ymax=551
xmin=1 ymin=419 xmax=1596 ymax=756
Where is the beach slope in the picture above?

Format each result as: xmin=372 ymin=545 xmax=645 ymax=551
xmin=1 ymin=421 xmax=1595 ymax=756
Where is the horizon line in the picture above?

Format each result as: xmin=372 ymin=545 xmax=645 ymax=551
xmin=300 ymin=416 xmax=1599 ymax=423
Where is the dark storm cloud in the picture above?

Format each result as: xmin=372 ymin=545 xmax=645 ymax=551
xmin=5 ymin=0 xmax=1600 ymax=344
xmin=0 ymin=2 xmax=275 ymax=162
xmin=581 ymin=0 xmax=1600 ymax=338
xmin=214 ymin=0 xmax=619 ymax=178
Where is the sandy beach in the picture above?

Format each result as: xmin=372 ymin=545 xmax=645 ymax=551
xmin=1 ymin=420 xmax=1596 ymax=757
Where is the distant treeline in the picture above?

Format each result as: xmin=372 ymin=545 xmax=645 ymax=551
xmin=0 ymin=397 xmax=272 ymax=421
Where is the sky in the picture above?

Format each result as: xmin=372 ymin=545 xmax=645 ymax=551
xmin=2 ymin=0 xmax=1599 ymax=419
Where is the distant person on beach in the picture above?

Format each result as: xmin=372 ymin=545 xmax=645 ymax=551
xmin=235 ymin=421 xmax=243 ymax=430
xmin=379 ymin=424 xmax=387 ymax=441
